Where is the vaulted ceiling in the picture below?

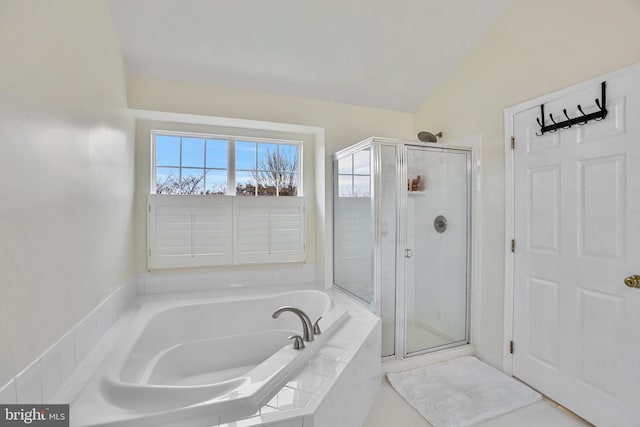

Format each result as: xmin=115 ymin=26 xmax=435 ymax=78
xmin=108 ymin=0 xmax=513 ymax=112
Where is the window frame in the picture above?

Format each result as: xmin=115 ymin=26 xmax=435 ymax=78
xmin=151 ymin=130 xmax=303 ymax=197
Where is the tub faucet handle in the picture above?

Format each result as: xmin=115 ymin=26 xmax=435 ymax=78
xmin=313 ymin=316 xmax=322 ymax=335
xmin=288 ymin=335 xmax=305 ymax=350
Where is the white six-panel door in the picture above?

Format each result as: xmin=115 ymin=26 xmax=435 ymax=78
xmin=511 ymin=67 xmax=640 ymax=426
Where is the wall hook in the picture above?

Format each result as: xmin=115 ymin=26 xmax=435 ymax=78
xmin=594 ymin=99 xmax=605 ymax=120
xmin=535 ymin=81 xmax=608 ymax=136
xmin=577 ymin=105 xmax=588 ymax=125
xmin=548 ymin=114 xmax=558 ymax=132
xmin=562 ymin=109 xmax=572 ymax=129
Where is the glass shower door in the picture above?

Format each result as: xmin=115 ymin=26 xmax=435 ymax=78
xmin=404 ymin=146 xmax=469 ymax=355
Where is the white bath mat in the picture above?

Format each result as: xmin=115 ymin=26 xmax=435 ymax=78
xmin=386 ymin=356 xmax=541 ymax=427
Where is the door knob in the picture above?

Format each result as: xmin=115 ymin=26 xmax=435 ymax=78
xmin=624 ymin=275 xmax=640 ymax=288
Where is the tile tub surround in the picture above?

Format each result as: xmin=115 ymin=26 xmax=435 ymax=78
xmin=136 ymin=264 xmax=319 ymax=295
xmin=59 ymin=287 xmax=379 ymax=427
xmin=0 ymin=278 xmax=136 ymax=405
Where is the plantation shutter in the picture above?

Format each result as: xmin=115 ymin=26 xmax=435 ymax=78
xmin=148 ymin=195 xmax=305 ymax=269
xmin=234 ymin=197 xmax=305 ymax=264
xmin=148 ymin=195 xmax=233 ymax=269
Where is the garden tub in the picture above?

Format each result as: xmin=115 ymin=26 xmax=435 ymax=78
xmin=71 ymin=289 xmax=348 ymax=426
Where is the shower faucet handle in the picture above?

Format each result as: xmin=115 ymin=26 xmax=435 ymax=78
xmin=313 ymin=316 xmax=323 ymax=335
xmin=288 ymin=335 xmax=305 ymax=350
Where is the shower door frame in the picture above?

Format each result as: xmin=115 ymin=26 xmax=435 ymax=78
xmin=372 ymin=139 xmax=473 ymax=362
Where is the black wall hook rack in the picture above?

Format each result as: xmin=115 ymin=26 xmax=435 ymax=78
xmin=535 ymin=81 xmax=608 ymax=136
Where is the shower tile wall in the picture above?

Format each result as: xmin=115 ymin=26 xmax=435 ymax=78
xmin=406 ymin=152 xmax=468 ymax=346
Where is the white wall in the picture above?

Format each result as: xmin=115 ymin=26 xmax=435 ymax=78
xmin=413 ymin=0 xmax=640 ymax=366
xmin=0 ymin=1 xmax=134 ymax=386
xmin=126 ymin=76 xmax=415 ymax=279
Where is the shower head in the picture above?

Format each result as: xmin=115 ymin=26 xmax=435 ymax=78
xmin=417 ymin=131 xmax=443 ymax=143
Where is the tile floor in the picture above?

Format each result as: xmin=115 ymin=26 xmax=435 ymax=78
xmin=363 ymin=375 xmax=594 ymax=427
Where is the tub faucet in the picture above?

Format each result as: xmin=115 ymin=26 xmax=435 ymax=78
xmin=272 ymin=306 xmax=314 ymax=342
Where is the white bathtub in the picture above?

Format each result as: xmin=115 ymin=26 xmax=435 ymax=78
xmin=71 ymin=290 xmax=348 ymax=427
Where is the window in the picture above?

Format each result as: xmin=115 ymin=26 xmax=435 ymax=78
xmin=337 ymin=149 xmax=370 ymax=197
xmin=149 ymin=131 xmax=305 ymax=269
xmin=153 ymin=132 xmax=300 ymax=196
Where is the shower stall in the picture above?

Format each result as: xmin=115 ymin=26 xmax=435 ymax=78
xmin=333 ymin=137 xmax=471 ymax=360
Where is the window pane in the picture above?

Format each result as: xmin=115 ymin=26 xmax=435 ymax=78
xmin=206 ymin=139 xmax=228 ymax=169
xmin=279 ymin=144 xmax=298 ymax=170
xmin=279 ymin=173 xmax=298 ymax=196
xmin=235 ymin=171 xmax=256 ymax=196
xmin=156 ymin=135 xmax=180 ymax=167
xmin=182 ymin=137 xmax=205 ymax=168
xmin=257 ymin=143 xmax=278 ymax=171
xmin=236 ymin=141 xmax=256 ymax=170
xmin=353 ymin=149 xmax=370 ymax=175
xmin=181 ymin=168 xmax=205 ymax=194
xmin=338 ymin=156 xmax=352 ymax=174
xmin=353 ymin=175 xmax=371 ymax=197
xmin=205 ymin=169 xmax=227 ymax=195
xmin=156 ymin=167 xmax=180 ymax=194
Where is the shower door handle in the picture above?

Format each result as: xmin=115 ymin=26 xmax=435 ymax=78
xmin=405 ymin=248 xmax=413 ymax=259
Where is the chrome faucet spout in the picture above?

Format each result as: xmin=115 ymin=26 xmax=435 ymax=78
xmin=272 ymin=306 xmax=314 ymax=342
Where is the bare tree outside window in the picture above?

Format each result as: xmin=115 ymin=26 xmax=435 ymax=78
xmin=236 ymin=146 xmax=298 ymax=196
xmin=157 ymin=173 xmax=227 ymax=195
xmin=257 ymin=147 xmax=297 ymax=196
